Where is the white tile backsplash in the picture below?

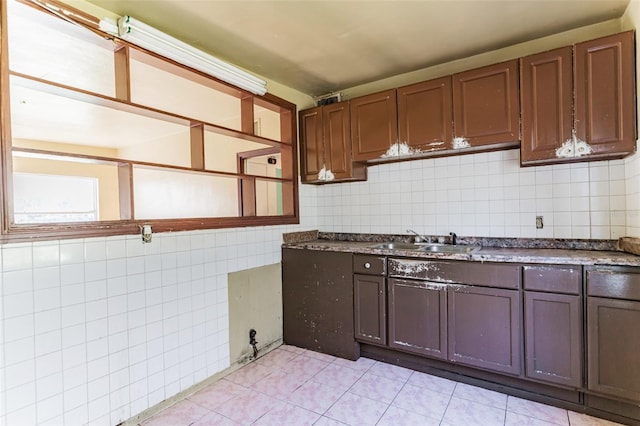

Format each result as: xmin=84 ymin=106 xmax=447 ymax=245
xmin=316 ymin=149 xmax=638 ymax=239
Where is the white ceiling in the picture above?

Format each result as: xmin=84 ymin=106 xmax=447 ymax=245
xmin=87 ymin=0 xmax=629 ymax=97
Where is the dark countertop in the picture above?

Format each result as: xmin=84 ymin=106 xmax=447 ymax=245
xmin=282 ymin=231 xmax=640 ymax=267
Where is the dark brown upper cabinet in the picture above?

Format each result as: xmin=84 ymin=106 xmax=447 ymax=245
xmin=397 ymin=76 xmax=453 ymax=152
xmin=520 ymin=47 xmax=574 ymax=164
xmin=351 ymin=89 xmax=398 ymax=161
xmin=574 ymin=31 xmax=636 ymax=159
xmin=299 ymin=101 xmax=366 ymax=183
xmin=521 ymin=31 xmax=636 ymax=165
xmin=452 ymin=60 xmax=520 ymax=148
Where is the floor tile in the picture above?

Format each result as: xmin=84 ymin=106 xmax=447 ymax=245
xmin=507 ymin=395 xmax=569 ymax=425
xmin=406 ymin=371 xmax=457 ymax=395
xmin=224 ymin=362 xmax=273 ymax=387
xmin=191 ymin=411 xmax=239 ymax=425
xmin=279 ymin=344 xmax=306 ymax=354
xmin=255 ymin=348 xmax=299 ymax=370
xmin=392 ymin=382 xmax=451 ymax=420
xmin=252 ymin=369 xmax=308 ymax=399
xmin=312 ymin=363 xmax=364 ymax=391
xmin=213 ymin=389 xmax=278 ymax=425
xmin=142 ymin=399 xmax=209 ymax=426
xmin=349 ymin=372 xmax=404 ymax=404
xmin=505 ymin=411 xmax=559 ymax=426
xmin=442 ymin=396 xmax=506 ymax=426
xmin=454 ymin=382 xmax=508 ymax=409
xmin=187 ymin=379 xmax=247 ymax=410
xmin=376 ymin=405 xmax=440 ymax=426
xmin=301 ymin=349 xmax=337 ymax=363
xmin=368 ymin=361 xmax=413 ymax=382
xmin=332 ymin=356 xmax=375 ymax=373
xmin=314 ymin=416 xmax=348 ymax=426
xmin=280 ymin=354 xmax=331 ymax=378
xmin=567 ymin=411 xmax=624 ymax=426
xmin=324 ymin=392 xmax=387 ymax=426
xmin=286 ymin=380 xmax=345 ymax=414
xmin=253 ymin=401 xmax=320 ymax=426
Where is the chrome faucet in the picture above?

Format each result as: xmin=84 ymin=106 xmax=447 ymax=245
xmin=449 ymin=232 xmax=457 ymax=245
xmin=407 ymin=229 xmax=429 ymax=243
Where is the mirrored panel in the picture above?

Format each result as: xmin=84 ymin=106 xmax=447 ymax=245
xmin=12 ymin=152 xmax=123 ymax=223
xmin=133 ymin=167 xmax=240 ymax=219
xmin=7 ymin=0 xmax=116 ymax=96
xmin=130 ymin=50 xmax=242 ymax=129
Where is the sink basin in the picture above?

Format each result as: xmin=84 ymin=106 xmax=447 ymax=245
xmin=420 ymin=244 xmax=480 ymax=254
xmin=370 ymin=242 xmax=480 ymax=254
xmin=369 ymin=242 xmax=423 ymax=250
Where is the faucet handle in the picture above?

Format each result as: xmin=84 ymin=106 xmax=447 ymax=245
xmin=449 ymin=232 xmax=457 ymax=245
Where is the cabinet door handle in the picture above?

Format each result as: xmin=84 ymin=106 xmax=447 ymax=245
xmin=364 ymin=262 xmax=371 ymax=269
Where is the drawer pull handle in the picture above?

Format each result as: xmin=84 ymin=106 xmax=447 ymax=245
xmin=364 ymin=262 xmax=371 ymax=269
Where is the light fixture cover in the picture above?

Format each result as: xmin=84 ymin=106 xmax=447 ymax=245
xmin=100 ymin=15 xmax=267 ymax=95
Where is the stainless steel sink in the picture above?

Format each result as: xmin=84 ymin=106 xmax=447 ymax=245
xmin=369 ymin=242 xmax=423 ymax=250
xmin=419 ymin=243 xmax=480 ymax=254
xmin=370 ymin=242 xmax=480 ymax=253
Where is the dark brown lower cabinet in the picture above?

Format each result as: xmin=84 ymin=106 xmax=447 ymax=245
xmin=282 ymin=248 xmax=359 ymax=360
xmin=587 ymin=297 xmax=640 ymax=402
xmin=354 ymin=274 xmax=386 ymax=346
xmin=448 ymin=285 xmax=521 ymax=375
xmin=388 ymin=278 xmax=447 ymax=359
xmin=524 ymin=291 xmax=582 ymax=387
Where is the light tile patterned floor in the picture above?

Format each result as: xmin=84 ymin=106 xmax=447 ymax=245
xmin=141 ymin=345 xmax=622 ymax=426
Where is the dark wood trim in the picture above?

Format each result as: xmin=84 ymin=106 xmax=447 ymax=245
xmin=114 ymin=45 xmax=131 ymax=102
xmin=190 ymin=123 xmax=205 ymax=170
xmin=241 ymin=95 xmax=255 ymax=134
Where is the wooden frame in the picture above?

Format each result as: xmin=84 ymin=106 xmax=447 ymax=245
xmin=0 ymin=0 xmax=299 ymax=243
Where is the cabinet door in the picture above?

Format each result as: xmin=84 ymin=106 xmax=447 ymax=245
xmin=453 ymin=60 xmax=520 ymax=147
xmin=448 ymin=285 xmax=521 ymax=375
xmin=520 ymin=47 xmax=573 ymax=165
xmin=575 ymin=31 xmax=636 ymax=158
xmin=354 ymin=274 xmax=386 ymax=346
xmin=525 ymin=291 xmax=582 ymax=387
xmin=397 ymin=76 xmax=453 ymax=151
xmin=388 ymin=278 xmax=447 ymax=359
xmin=323 ymin=101 xmax=352 ymax=180
xmin=298 ymin=107 xmax=324 ymax=182
xmin=587 ymin=297 xmax=640 ymax=402
xmin=282 ymin=249 xmax=359 ymax=360
xmin=350 ymin=89 xmax=398 ymax=161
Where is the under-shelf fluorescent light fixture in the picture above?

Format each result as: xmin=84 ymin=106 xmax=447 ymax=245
xmin=100 ymin=16 xmax=267 ymax=95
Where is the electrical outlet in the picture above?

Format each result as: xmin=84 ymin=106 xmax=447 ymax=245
xmin=536 ymin=216 xmax=544 ymax=229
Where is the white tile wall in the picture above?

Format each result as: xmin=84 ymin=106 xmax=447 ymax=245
xmin=626 ymin=150 xmax=640 ymax=237
xmin=1 ymin=146 xmax=638 ymax=426
xmin=0 ymin=185 xmax=319 ymax=426
xmin=316 ymin=149 xmax=634 ymax=240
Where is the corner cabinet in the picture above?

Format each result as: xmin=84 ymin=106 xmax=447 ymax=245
xmin=397 ymin=76 xmax=453 ymax=152
xmin=350 ymin=89 xmax=398 ymax=161
xmin=521 ymin=31 xmax=636 ymax=165
xmin=452 ymin=60 xmax=520 ymax=148
xmin=298 ymin=101 xmax=366 ymax=184
xmin=282 ymin=248 xmax=359 ymax=360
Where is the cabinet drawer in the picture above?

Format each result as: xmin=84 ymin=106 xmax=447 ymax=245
xmin=523 ymin=265 xmax=581 ymax=294
xmin=388 ymin=258 xmax=521 ymax=289
xmin=354 ymin=254 xmax=386 ymax=275
xmin=587 ymin=268 xmax=640 ymax=301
